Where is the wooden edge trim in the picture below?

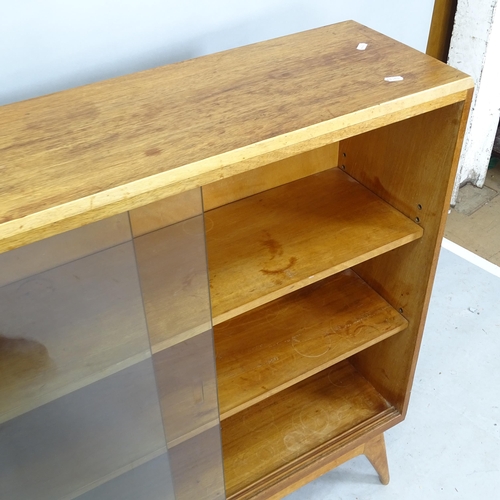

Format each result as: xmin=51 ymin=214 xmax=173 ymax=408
xmin=399 ymin=87 xmax=474 ymax=417
xmin=0 ymin=82 xmax=472 ymax=254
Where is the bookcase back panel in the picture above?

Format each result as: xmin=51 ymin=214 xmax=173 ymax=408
xmin=202 ymin=144 xmax=338 ymax=211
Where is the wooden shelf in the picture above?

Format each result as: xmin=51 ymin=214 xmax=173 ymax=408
xmin=215 ymin=270 xmax=407 ymax=419
xmin=0 ymin=242 xmax=151 ymax=424
xmin=221 ymin=360 xmax=398 ymax=498
xmin=206 ymin=168 xmax=422 ymax=324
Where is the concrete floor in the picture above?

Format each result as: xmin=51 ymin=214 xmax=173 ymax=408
xmin=445 ymin=163 xmax=500 ymax=266
xmin=286 ymin=171 xmax=500 ymax=499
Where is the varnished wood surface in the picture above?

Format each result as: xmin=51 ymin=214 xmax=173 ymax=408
xmin=202 ymin=145 xmax=337 ymax=211
xmin=342 ymin=97 xmax=472 ymax=412
xmin=221 ymin=360 xmax=393 ymax=497
xmin=426 ymin=0 xmax=457 ymax=61
xmin=206 ymin=168 xmax=423 ymax=324
xmin=364 ymin=433 xmax=390 ymax=485
xmin=260 ymin=433 xmax=389 ymax=500
xmin=0 ymin=21 xmax=472 ymax=253
xmin=215 ymin=270 xmax=407 ymax=419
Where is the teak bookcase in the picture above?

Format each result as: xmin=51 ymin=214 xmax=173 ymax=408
xmin=0 ymin=21 xmax=473 ymax=500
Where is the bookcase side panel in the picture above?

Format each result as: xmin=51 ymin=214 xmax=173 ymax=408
xmin=339 ymin=95 xmax=472 ymax=413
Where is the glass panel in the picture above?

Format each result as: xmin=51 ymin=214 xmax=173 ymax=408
xmin=0 ymin=361 xmax=171 ymax=499
xmin=0 ymin=213 xmax=131 ymax=288
xmin=75 ymin=453 xmax=174 ymax=500
xmin=169 ymin=426 xmax=225 ymax=500
xmin=133 ymin=215 xmax=212 ymax=350
xmin=133 ymin=188 xmax=225 ymax=500
xmin=0 ymin=214 xmax=175 ymax=499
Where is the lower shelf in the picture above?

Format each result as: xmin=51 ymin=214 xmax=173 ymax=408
xmin=221 ymin=360 xmax=399 ymax=498
xmin=215 ymin=269 xmax=407 ymax=419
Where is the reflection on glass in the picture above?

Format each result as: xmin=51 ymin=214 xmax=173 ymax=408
xmin=154 ymin=330 xmax=219 ymax=446
xmin=0 ymin=214 xmax=131 ymax=288
xmin=134 ymin=216 xmax=212 ymax=351
xmin=0 ymin=241 xmax=151 ymax=423
xmin=133 ymin=189 xmax=225 ymax=500
xmin=0 ymin=361 xmax=170 ymax=499
xmin=0 ymin=215 xmax=174 ymax=499
xmin=75 ymin=453 xmax=175 ymax=500
xmin=0 ymin=188 xmax=225 ymax=499
xmin=169 ymin=426 xmax=225 ymax=500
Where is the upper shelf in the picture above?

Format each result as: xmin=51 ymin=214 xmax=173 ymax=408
xmin=206 ymin=168 xmax=423 ymax=324
xmin=0 ymin=21 xmax=473 ymax=253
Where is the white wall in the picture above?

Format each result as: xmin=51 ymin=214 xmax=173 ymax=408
xmin=448 ymin=0 xmax=500 ymax=203
xmin=1 ymin=1 xmax=435 ymax=106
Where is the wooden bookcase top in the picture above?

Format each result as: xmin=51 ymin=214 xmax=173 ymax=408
xmin=0 ymin=21 xmax=473 ymax=253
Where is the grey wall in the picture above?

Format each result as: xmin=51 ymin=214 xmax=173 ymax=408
xmin=1 ymin=0 xmax=435 ymax=106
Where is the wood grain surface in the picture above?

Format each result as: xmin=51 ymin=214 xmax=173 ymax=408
xmin=0 ymin=21 xmax=472 ymax=253
xmin=221 ymin=360 xmax=393 ymax=497
xmin=341 ymin=97 xmax=472 ymax=413
xmin=258 ymin=433 xmax=390 ymax=500
xmin=426 ymin=0 xmax=457 ymax=61
xmin=202 ymin=145 xmax=337 ymax=211
xmin=214 ymin=270 xmax=407 ymax=419
xmin=206 ymin=168 xmax=423 ymax=324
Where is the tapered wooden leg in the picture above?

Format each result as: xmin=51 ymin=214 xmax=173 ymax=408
xmin=363 ymin=433 xmax=390 ymax=485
